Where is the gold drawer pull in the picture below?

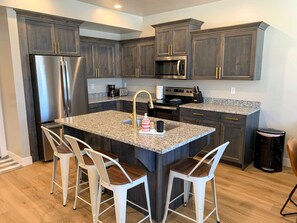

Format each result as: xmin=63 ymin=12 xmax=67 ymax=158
xmin=193 ymin=113 xmax=204 ymax=116
xmin=225 ymin=117 xmax=239 ymax=121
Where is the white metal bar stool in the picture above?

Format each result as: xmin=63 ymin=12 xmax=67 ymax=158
xmin=41 ymin=126 xmax=76 ymax=206
xmin=64 ymin=135 xmax=118 ymax=223
xmin=86 ymin=148 xmax=153 ymax=223
xmin=162 ymin=142 xmax=229 ymax=223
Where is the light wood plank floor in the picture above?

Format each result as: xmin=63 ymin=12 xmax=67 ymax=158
xmin=0 ymin=159 xmax=296 ymax=223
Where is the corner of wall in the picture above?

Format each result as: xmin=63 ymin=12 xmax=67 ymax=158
xmin=8 ymin=151 xmax=32 ymax=166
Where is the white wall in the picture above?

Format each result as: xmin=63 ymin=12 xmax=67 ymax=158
xmin=0 ymin=7 xmax=31 ymax=165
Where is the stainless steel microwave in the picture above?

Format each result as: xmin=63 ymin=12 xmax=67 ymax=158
xmin=155 ymin=56 xmax=187 ymax=80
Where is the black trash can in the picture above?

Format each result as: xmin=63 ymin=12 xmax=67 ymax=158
xmin=254 ymin=128 xmax=286 ymax=172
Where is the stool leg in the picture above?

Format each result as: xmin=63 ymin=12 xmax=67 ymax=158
xmin=162 ymin=172 xmax=174 ymax=223
xmin=114 ymin=187 xmax=127 ymax=223
xmin=73 ymin=166 xmax=81 ymax=210
xmin=211 ymin=177 xmax=220 ymax=222
xmin=193 ymin=181 xmax=206 ymax=223
xmin=144 ymin=177 xmax=153 ymax=223
xmin=88 ymin=168 xmax=99 ymax=223
xmin=184 ymin=180 xmax=191 ymax=206
xmin=60 ymin=156 xmax=70 ymax=206
xmin=96 ymin=183 xmax=102 ymax=221
xmin=51 ymin=155 xmax=58 ymax=194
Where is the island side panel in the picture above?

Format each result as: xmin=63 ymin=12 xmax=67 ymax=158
xmin=63 ymin=125 xmax=210 ymax=223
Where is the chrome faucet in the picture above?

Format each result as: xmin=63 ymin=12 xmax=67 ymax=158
xmin=132 ymin=90 xmax=154 ymax=129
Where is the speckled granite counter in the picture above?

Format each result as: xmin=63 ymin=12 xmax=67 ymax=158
xmin=180 ymin=103 xmax=259 ymax=115
xmin=55 ymin=110 xmax=214 ymax=154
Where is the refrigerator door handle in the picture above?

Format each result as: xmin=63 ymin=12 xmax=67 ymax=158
xmin=64 ymin=60 xmax=71 ymax=115
xmin=60 ymin=60 xmax=68 ymax=116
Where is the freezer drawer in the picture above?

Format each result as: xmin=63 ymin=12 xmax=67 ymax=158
xmin=41 ymin=122 xmax=63 ymax=161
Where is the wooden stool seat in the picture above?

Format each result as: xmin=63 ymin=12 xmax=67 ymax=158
xmin=170 ymin=158 xmax=211 ymax=178
xmin=107 ymin=163 xmax=147 ymax=185
xmin=56 ymin=144 xmax=73 ymax=154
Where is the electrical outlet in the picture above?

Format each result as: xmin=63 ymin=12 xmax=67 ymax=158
xmin=231 ymin=87 xmax=236 ymax=94
xmin=90 ymin=84 xmax=95 ymax=90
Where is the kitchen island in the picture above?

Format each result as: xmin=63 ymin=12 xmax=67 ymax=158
xmin=56 ymin=110 xmax=214 ymax=222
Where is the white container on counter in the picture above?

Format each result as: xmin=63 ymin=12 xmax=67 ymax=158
xmin=156 ymin=85 xmax=164 ymax=99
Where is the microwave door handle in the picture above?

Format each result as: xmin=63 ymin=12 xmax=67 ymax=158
xmin=177 ymin=60 xmax=181 ymax=76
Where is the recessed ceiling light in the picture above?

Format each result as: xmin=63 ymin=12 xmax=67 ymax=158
xmin=114 ymin=4 xmax=122 ymax=9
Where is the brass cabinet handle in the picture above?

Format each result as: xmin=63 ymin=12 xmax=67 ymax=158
xmin=215 ymin=67 xmax=219 ymax=79
xmin=97 ymin=68 xmax=100 ymax=77
xmin=54 ymin=42 xmax=57 ymax=54
xmin=225 ymin=117 xmax=239 ymax=121
xmin=57 ymin=42 xmax=60 ymax=54
xmin=193 ymin=113 xmax=204 ymax=116
xmin=95 ymin=68 xmax=97 ymax=77
xmin=219 ymin=67 xmax=222 ymax=79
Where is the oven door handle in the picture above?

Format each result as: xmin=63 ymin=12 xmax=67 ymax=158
xmin=153 ymin=105 xmax=178 ymax=111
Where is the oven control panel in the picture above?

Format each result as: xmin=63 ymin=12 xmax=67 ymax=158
xmin=164 ymin=87 xmax=193 ymax=97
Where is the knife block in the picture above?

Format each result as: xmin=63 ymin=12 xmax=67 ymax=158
xmin=193 ymin=91 xmax=204 ymax=103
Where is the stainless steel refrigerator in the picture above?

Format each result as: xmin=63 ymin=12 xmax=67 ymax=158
xmin=30 ymin=55 xmax=88 ymax=161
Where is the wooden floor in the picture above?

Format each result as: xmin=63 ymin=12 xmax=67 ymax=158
xmin=0 ymin=159 xmax=296 ymax=223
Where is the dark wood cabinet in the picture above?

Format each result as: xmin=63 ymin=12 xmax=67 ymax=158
xmin=152 ymin=19 xmax=203 ymax=57
xmin=180 ymin=107 xmax=259 ymax=169
xmin=191 ymin=22 xmax=269 ymax=80
xmin=120 ymin=37 xmax=155 ymax=78
xmin=121 ymin=101 xmax=148 ymax=115
xmin=88 ymin=101 xmax=118 ymax=113
xmin=26 ymin=18 xmax=80 ymax=55
xmin=80 ymin=37 xmax=119 ymax=78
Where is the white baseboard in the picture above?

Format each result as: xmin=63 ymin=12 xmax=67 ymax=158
xmin=7 ymin=151 xmax=32 ymax=166
xmin=283 ymin=157 xmax=291 ymax=168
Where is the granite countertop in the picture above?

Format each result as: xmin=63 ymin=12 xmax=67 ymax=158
xmin=55 ymin=110 xmax=214 ymax=154
xmin=180 ymin=103 xmax=259 ymax=115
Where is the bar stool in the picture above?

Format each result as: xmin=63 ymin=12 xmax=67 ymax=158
xmin=64 ymin=135 xmax=118 ymax=223
xmin=86 ymin=148 xmax=153 ymax=223
xmin=41 ymin=126 xmax=76 ymax=206
xmin=162 ymin=142 xmax=229 ymax=223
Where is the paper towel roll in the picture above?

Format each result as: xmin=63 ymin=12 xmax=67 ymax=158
xmin=156 ymin=85 xmax=164 ymax=99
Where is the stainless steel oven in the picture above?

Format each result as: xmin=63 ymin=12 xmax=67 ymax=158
xmin=148 ymin=87 xmax=194 ymax=121
xmin=155 ymin=56 xmax=187 ymax=79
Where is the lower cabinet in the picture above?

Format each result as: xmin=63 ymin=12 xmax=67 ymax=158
xmin=180 ymin=107 xmax=259 ymax=169
xmin=120 ymin=101 xmax=148 ymax=115
xmin=88 ymin=101 xmax=118 ymax=113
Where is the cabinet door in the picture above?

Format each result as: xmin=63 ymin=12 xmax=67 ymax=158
xmin=55 ymin=24 xmax=80 ymax=55
xmin=95 ymin=43 xmax=116 ymax=78
xmin=26 ymin=19 xmax=55 ymax=54
xmin=221 ymin=114 xmax=246 ymax=163
xmin=121 ymin=44 xmax=138 ymax=77
xmin=198 ymin=120 xmax=221 ymax=153
xmin=221 ymin=30 xmax=256 ymax=80
xmin=138 ymin=41 xmax=155 ymax=78
xmin=155 ymin=28 xmax=171 ymax=56
xmin=172 ymin=26 xmax=188 ymax=55
xmin=191 ymin=34 xmax=220 ymax=80
xmin=80 ymin=41 xmax=95 ymax=78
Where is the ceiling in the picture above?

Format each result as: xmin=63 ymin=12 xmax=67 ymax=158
xmin=77 ymin=0 xmax=221 ymax=16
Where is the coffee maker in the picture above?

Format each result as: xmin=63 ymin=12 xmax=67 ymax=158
xmin=107 ymin=84 xmax=116 ymax=97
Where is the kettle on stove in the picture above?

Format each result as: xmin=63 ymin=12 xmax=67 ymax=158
xmin=193 ymin=86 xmax=204 ymax=103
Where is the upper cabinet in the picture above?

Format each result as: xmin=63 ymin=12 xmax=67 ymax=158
xmin=152 ymin=19 xmax=204 ymax=57
xmin=191 ymin=22 xmax=269 ymax=80
xmin=26 ymin=18 xmax=80 ymax=56
xmin=120 ymin=37 xmax=155 ymax=78
xmin=80 ymin=37 xmax=119 ymax=78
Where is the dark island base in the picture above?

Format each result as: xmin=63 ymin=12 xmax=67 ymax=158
xmin=64 ymin=126 xmax=210 ymax=223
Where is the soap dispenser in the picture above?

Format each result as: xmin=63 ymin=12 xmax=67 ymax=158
xmin=141 ymin=113 xmax=150 ymax=132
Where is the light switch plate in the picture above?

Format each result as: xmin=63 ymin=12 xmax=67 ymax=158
xmin=231 ymin=87 xmax=236 ymax=94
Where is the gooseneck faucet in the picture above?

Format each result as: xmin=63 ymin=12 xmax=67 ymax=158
xmin=132 ymin=90 xmax=154 ymax=129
